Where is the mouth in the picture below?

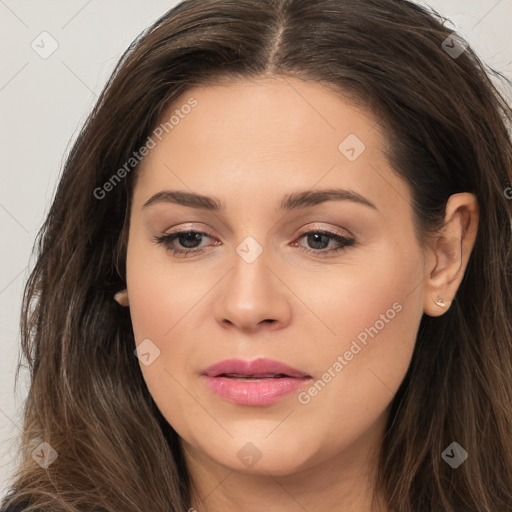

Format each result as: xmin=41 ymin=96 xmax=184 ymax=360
xmin=201 ymin=357 xmax=311 ymax=379
xmin=218 ymin=373 xmax=291 ymax=380
xmin=201 ymin=358 xmax=312 ymax=406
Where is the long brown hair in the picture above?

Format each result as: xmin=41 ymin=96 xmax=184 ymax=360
xmin=2 ymin=1 xmax=512 ymax=510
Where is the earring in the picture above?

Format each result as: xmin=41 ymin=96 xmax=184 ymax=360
xmin=434 ymin=296 xmax=446 ymax=308
xmin=114 ymin=289 xmax=129 ymax=306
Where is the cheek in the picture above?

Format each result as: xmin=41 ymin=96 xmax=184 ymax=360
xmin=297 ymin=247 xmax=424 ymax=422
xmin=298 ymin=304 xmax=420 ymax=458
xmin=125 ymin=231 xmax=202 ymax=342
xmin=125 ymin=279 xmax=199 ymax=442
xmin=125 ymin=237 xmax=211 ymax=437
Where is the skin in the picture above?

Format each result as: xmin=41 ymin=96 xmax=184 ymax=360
xmin=120 ymin=76 xmax=478 ymax=512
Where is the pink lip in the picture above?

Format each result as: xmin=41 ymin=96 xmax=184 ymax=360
xmin=201 ymin=358 xmax=312 ymax=406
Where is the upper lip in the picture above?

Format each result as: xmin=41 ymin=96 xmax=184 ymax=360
xmin=201 ymin=358 xmax=311 ymax=378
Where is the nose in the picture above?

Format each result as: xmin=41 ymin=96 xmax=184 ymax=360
xmin=213 ymin=247 xmax=292 ymax=333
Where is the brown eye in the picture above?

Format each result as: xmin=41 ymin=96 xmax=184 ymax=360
xmin=153 ymin=230 xmax=215 ymax=256
xmin=294 ymin=230 xmax=355 ymax=256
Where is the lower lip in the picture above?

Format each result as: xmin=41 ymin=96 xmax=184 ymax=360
xmin=202 ymin=375 xmax=312 ymax=406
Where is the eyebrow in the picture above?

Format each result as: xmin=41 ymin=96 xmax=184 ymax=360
xmin=142 ymin=188 xmax=378 ymax=212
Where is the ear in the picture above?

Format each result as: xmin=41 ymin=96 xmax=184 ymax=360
xmin=114 ymin=289 xmax=130 ymax=307
xmin=423 ymin=192 xmax=479 ymax=317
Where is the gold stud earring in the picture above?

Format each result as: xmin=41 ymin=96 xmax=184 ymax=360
xmin=434 ymin=296 xmax=446 ymax=308
xmin=114 ymin=289 xmax=129 ymax=307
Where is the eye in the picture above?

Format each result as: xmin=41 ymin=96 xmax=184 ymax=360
xmin=153 ymin=230 xmax=216 ymax=257
xmin=153 ymin=227 xmax=355 ymax=258
xmin=293 ymin=229 xmax=355 ymax=257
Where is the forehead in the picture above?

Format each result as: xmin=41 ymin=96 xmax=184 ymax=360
xmin=154 ymin=76 xmax=381 ymax=157
xmin=131 ymin=76 xmax=408 ymax=220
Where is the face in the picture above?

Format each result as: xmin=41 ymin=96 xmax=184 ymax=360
xmin=125 ymin=76 xmax=427 ymax=478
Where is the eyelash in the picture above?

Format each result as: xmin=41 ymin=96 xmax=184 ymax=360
xmin=153 ymin=228 xmax=355 ymax=258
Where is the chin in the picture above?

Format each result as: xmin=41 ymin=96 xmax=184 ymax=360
xmin=205 ymin=431 xmax=319 ymax=476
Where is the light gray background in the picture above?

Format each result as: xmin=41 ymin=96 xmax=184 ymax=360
xmin=1 ymin=0 xmax=511 ymax=495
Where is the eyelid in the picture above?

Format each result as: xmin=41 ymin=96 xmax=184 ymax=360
xmin=295 ymin=222 xmax=354 ymax=239
xmin=164 ymin=222 xmax=209 ymax=233
xmin=162 ymin=222 xmax=353 ymax=241
xmin=161 ymin=223 xmax=215 ymax=240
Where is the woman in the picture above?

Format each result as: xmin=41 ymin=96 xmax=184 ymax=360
xmin=2 ymin=0 xmax=512 ymax=511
